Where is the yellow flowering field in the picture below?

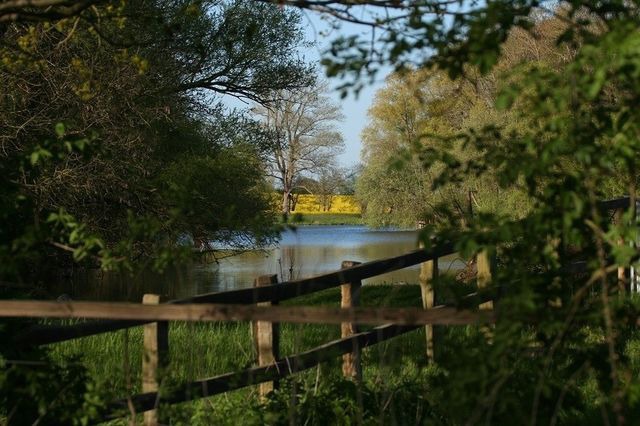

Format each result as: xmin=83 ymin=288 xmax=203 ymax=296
xmin=292 ymin=194 xmax=361 ymax=214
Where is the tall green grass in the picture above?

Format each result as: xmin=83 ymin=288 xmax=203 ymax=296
xmin=286 ymin=213 xmax=364 ymax=225
xmin=47 ymin=285 xmax=428 ymax=420
xmin=46 ymin=284 xmax=640 ymax=425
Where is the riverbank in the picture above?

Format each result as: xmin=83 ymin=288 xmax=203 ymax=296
xmin=286 ymin=212 xmax=364 ymax=225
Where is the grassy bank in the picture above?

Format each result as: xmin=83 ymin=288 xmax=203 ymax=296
xmin=287 ymin=212 xmax=364 ymax=225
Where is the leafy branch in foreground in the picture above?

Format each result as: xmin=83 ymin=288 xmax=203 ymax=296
xmin=409 ymin=6 xmax=640 ymax=425
xmin=278 ymin=0 xmax=640 ymax=423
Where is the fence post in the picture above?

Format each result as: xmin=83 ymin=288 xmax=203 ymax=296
xmin=419 ymin=251 xmax=437 ymax=363
xmin=614 ymin=207 xmax=627 ymax=293
xmin=341 ymin=260 xmax=362 ymax=381
xmin=476 ymin=250 xmax=495 ymax=345
xmin=477 ymin=250 xmax=493 ymax=310
xmin=142 ymin=294 xmax=168 ymax=426
xmin=253 ymin=274 xmax=279 ymax=397
xmin=632 ymin=201 xmax=639 ymax=293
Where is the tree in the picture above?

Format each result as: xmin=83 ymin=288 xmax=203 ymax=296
xmin=282 ymin=2 xmax=640 ymax=423
xmin=254 ymin=81 xmax=344 ymax=217
xmin=1 ymin=1 xmax=311 ymax=422
xmin=338 ymin=164 xmax=360 ymax=195
xmin=0 ymin=0 xmax=312 ymax=279
xmin=357 ymin=26 xmax=565 ymax=228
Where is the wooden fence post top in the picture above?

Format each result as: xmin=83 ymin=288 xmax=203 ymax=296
xmin=143 ymin=294 xmax=161 ymax=304
xmin=255 ymin=274 xmax=278 ymax=286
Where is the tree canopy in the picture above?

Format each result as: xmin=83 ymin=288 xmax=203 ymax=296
xmin=0 ymin=0 xmax=313 ymax=280
xmin=335 ymin=2 xmax=640 ymax=423
xmin=254 ymin=80 xmax=344 ymax=216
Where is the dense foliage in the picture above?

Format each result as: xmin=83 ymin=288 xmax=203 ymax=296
xmin=356 ymin=13 xmax=629 ymax=227
xmin=0 ymin=0 xmax=312 ymax=282
xmin=1 ymin=1 xmax=313 ymax=423
xmin=324 ymin=1 xmax=640 ymax=424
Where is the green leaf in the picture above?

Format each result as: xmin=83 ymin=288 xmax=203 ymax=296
xmin=30 ymin=151 xmax=39 ymax=166
xmin=55 ymin=122 xmax=65 ymax=138
xmin=588 ymin=67 xmax=606 ymax=99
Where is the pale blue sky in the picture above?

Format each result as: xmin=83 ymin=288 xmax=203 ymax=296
xmin=300 ymin=12 xmax=390 ymax=168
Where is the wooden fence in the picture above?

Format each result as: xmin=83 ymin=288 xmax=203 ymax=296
xmin=2 ymin=196 xmax=635 ymax=424
xmin=3 ymin=242 xmax=497 ymax=424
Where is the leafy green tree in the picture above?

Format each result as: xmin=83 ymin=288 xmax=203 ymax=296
xmin=0 ymin=3 xmax=311 ymax=421
xmin=0 ymin=0 xmax=312 ymax=281
xmin=290 ymin=1 xmax=640 ymax=423
xmin=356 ymin=67 xmax=529 ymax=228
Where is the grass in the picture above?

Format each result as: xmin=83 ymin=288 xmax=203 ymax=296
xmin=46 ymin=285 xmax=427 ymax=423
xmin=49 ymin=285 xmax=425 ymax=392
xmin=36 ymin=283 xmax=640 ymax=425
xmin=286 ymin=212 xmax=364 ymax=225
xmin=43 ymin=282 xmax=489 ymax=424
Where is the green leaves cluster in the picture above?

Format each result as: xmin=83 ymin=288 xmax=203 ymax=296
xmin=340 ymin=0 xmax=640 ymax=422
xmin=0 ymin=1 xmax=314 ymax=421
xmin=0 ymin=0 xmax=312 ymax=282
xmin=414 ymin=5 xmax=640 ymax=424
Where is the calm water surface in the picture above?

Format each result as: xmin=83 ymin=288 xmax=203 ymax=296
xmin=55 ymin=226 xmax=462 ymax=302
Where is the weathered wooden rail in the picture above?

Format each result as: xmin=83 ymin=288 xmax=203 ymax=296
xmin=2 ymin=196 xmax=635 ymax=424
xmin=0 ymin=300 xmax=494 ymax=325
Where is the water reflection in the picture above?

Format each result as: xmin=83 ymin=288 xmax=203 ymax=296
xmin=53 ymin=226 xmax=464 ymax=302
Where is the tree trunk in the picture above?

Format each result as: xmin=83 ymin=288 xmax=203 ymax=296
xmin=282 ymin=189 xmax=291 ymax=217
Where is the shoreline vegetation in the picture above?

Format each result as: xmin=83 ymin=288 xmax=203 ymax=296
xmin=286 ymin=212 xmax=364 ymax=226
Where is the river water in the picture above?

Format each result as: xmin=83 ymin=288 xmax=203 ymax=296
xmin=52 ymin=226 xmax=463 ymax=302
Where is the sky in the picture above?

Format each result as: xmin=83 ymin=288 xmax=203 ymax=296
xmin=220 ymin=8 xmax=392 ymax=168
xmin=299 ymin=12 xmax=390 ymax=168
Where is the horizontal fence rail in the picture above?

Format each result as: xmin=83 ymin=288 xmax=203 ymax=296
xmin=17 ymin=242 xmax=456 ymax=346
xmin=98 ymin=286 xmax=498 ymax=421
xmin=0 ymin=301 xmax=494 ymax=326
xmin=597 ymin=196 xmax=638 ymax=211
